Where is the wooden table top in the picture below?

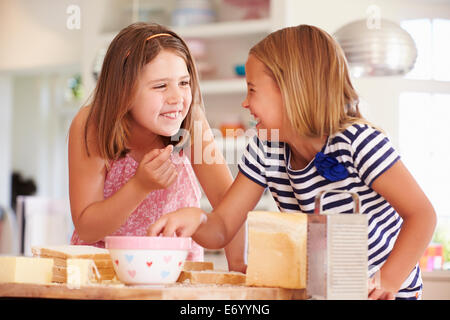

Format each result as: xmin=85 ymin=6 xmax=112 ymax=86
xmin=0 ymin=282 xmax=308 ymax=300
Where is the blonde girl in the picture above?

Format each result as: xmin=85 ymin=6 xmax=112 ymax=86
xmin=148 ymin=25 xmax=436 ymax=300
xmin=68 ymin=23 xmax=245 ymax=271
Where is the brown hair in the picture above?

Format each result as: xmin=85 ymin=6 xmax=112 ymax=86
xmin=84 ymin=22 xmax=203 ymax=161
xmin=250 ymin=24 xmax=374 ymax=138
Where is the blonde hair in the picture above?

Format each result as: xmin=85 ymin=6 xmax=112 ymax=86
xmin=250 ymin=24 xmax=374 ymax=138
xmin=84 ymin=22 xmax=203 ymax=161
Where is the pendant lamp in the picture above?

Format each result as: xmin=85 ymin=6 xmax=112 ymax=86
xmin=334 ymin=19 xmax=418 ymax=77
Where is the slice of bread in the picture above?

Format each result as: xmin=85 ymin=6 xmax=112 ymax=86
xmin=31 ymin=245 xmax=110 ymax=260
xmin=182 ymin=261 xmax=214 ymax=271
xmin=245 ymin=211 xmax=307 ymax=289
xmin=37 ymin=256 xmax=114 ymax=268
xmin=31 ymin=245 xmax=115 ymax=284
xmin=177 ymin=270 xmax=246 ymax=285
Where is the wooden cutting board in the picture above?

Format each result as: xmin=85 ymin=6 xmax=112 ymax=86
xmin=0 ymin=282 xmax=307 ymax=300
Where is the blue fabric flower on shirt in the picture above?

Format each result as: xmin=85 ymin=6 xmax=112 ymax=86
xmin=313 ymin=152 xmax=349 ymax=182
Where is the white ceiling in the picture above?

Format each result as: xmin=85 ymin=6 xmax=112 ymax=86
xmin=409 ymin=0 xmax=450 ymax=4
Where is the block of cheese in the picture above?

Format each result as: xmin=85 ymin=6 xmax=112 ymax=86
xmin=182 ymin=261 xmax=214 ymax=271
xmin=31 ymin=245 xmax=116 ymax=283
xmin=245 ymin=211 xmax=307 ymax=289
xmin=0 ymin=256 xmax=54 ymax=284
xmin=177 ymin=270 xmax=246 ymax=285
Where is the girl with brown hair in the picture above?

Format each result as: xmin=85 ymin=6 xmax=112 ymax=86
xmin=148 ymin=24 xmax=436 ymax=299
xmin=68 ymin=23 xmax=245 ymax=270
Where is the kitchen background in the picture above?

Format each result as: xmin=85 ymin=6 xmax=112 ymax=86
xmin=0 ymin=0 xmax=449 ymax=299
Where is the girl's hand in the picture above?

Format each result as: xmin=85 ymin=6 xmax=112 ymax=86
xmin=133 ymin=145 xmax=178 ymax=193
xmin=228 ymin=261 xmax=247 ymax=274
xmin=368 ymin=286 xmax=395 ymax=300
xmin=368 ymin=270 xmax=396 ymax=300
xmin=147 ymin=207 xmax=207 ymax=237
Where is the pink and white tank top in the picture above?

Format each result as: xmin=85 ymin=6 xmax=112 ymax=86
xmin=70 ymin=150 xmax=204 ymax=261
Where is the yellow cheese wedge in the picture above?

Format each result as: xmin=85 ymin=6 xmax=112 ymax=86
xmin=245 ymin=211 xmax=308 ymax=289
xmin=0 ymin=256 xmax=54 ymax=284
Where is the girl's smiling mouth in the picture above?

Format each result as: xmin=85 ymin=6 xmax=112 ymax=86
xmin=160 ymin=110 xmax=182 ymax=119
xmin=251 ymin=113 xmax=261 ymax=126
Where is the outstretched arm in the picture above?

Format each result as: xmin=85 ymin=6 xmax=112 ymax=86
xmin=188 ymin=106 xmax=250 ymax=271
xmin=369 ymin=160 xmax=436 ymax=299
xmin=148 ymin=172 xmax=265 ymax=250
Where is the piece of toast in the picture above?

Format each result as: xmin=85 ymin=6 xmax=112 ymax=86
xmin=32 ymin=245 xmax=110 ymax=260
xmin=182 ymin=261 xmax=214 ymax=271
xmin=177 ymin=270 xmax=246 ymax=285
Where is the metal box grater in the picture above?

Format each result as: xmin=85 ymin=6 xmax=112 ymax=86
xmin=307 ymin=190 xmax=368 ymax=299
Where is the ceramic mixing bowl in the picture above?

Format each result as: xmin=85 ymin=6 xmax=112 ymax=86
xmin=105 ymin=236 xmax=192 ymax=285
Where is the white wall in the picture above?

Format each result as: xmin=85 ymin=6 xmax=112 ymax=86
xmin=0 ymin=75 xmax=12 ymax=207
xmin=11 ymin=77 xmax=41 ymax=182
xmin=0 ymin=0 xmax=83 ymax=202
xmin=11 ymin=74 xmax=74 ymax=200
xmin=0 ymin=0 xmax=82 ymax=72
xmin=286 ymin=0 xmax=450 ymax=32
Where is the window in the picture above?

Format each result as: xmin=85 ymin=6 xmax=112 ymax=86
xmin=399 ymin=19 xmax=450 ymax=269
xmin=399 ymin=92 xmax=450 ymax=219
xmin=401 ymin=19 xmax=450 ymax=81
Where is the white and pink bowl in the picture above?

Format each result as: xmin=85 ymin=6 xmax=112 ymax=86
xmin=105 ymin=236 xmax=192 ymax=285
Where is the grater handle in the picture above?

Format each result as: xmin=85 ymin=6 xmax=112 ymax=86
xmin=314 ymin=190 xmax=360 ymax=215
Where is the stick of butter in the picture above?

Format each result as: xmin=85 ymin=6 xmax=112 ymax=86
xmin=66 ymin=258 xmax=100 ymax=288
xmin=0 ymin=256 xmax=54 ymax=284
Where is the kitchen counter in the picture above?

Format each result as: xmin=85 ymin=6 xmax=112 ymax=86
xmin=422 ymin=270 xmax=450 ymax=300
xmin=0 ymin=282 xmax=308 ymax=300
xmin=422 ymin=270 xmax=450 ymax=280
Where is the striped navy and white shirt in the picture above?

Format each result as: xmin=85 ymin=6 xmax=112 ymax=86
xmin=238 ymin=123 xmax=422 ymax=300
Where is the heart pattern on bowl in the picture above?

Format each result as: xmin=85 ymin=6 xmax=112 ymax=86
xmin=110 ymin=250 xmax=187 ymax=285
xmin=106 ymin=236 xmax=192 ymax=285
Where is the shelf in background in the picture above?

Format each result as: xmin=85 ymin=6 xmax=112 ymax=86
xmin=172 ymin=19 xmax=272 ymax=39
xmin=98 ymin=19 xmax=272 ymax=46
xmin=200 ymin=78 xmax=246 ymax=95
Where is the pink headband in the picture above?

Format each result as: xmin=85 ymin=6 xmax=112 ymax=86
xmin=125 ymin=33 xmax=172 ymax=58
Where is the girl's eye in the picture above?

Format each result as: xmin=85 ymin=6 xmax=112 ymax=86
xmin=180 ymin=80 xmax=190 ymax=87
xmin=153 ymin=84 xmax=166 ymax=89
